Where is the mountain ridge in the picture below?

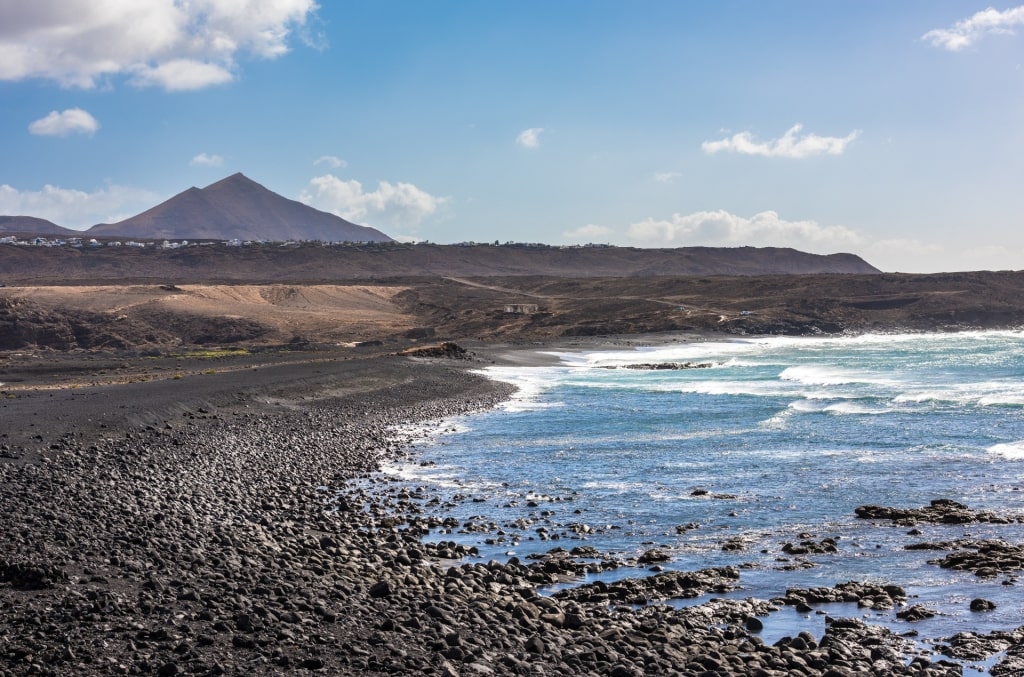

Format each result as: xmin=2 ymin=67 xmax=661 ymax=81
xmin=0 ymin=241 xmax=881 ymax=282
xmin=0 ymin=215 xmax=79 ymax=236
xmin=1 ymin=174 xmax=884 ymax=275
xmin=86 ymin=173 xmax=393 ymax=243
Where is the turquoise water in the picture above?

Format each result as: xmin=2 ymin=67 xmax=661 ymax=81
xmin=384 ymin=331 xmax=1024 ymax=655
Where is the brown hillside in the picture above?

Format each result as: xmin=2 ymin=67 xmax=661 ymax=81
xmin=3 ymin=272 xmax=1024 ymax=354
xmin=0 ymin=216 xmax=78 ymax=236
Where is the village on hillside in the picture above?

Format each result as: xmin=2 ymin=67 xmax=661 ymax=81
xmin=0 ymin=235 xmax=613 ymax=250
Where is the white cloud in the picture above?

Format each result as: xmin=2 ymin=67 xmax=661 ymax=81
xmin=0 ymin=182 xmax=161 ymax=229
xmin=299 ymin=174 xmax=448 ymax=228
xmin=923 ymin=5 xmax=1024 ymax=51
xmin=862 ymin=239 xmax=1024 ymax=273
xmin=190 ymin=152 xmax=224 ymax=167
xmin=314 ymin=155 xmax=347 ymax=169
xmin=516 ymin=127 xmax=544 ymax=149
xmin=653 ymin=171 xmax=682 ymax=184
xmin=131 ymin=59 xmax=234 ymax=91
xmin=0 ymin=0 xmax=319 ymax=91
xmin=860 ymin=238 xmax=944 ymax=273
xmin=28 ymin=107 xmax=99 ymax=136
xmin=627 ymin=209 xmax=864 ymax=253
xmin=702 ymin=124 xmax=860 ymax=159
xmin=563 ymin=224 xmax=613 ymax=242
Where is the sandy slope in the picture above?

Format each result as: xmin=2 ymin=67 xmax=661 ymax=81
xmin=6 ymin=284 xmax=416 ymax=345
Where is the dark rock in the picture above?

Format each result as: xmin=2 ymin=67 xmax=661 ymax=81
xmin=368 ymin=580 xmax=393 ymax=598
xmin=855 ymin=499 xmax=1022 ymax=525
xmin=637 ymin=549 xmax=670 ymax=564
xmin=605 ymin=362 xmax=714 ymax=370
xmin=896 ymin=604 xmax=936 ymax=621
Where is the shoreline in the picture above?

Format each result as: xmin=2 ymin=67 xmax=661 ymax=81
xmin=465 ymin=331 xmax=718 ymax=367
xmin=2 ymin=345 xmax=1022 ymax=674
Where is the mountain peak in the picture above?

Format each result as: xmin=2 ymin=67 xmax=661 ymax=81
xmin=204 ymin=172 xmax=254 ymax=189
xmin=88 ymin=174 xmax=393 ymax=243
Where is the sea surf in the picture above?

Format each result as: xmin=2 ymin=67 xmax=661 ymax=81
xmin=381 ymin=330 xmax=1024 ymax=664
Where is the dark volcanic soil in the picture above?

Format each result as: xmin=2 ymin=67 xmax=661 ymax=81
xmin=396 ymin=271 xmax=1024 ymax=340
xmin=4 ymin=271 xmax=1024 ymax=354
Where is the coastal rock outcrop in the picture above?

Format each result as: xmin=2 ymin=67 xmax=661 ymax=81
xmin=854 ymin=499 xmax=1024 ymax=525
xmin=913 ymin=539 xmax=1024 ymax=577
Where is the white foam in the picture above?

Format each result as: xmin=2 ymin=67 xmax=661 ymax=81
xmin=779 ymin=365 xmax=893 ymax=386
xmin=563 ymin=330 xmax=1024 ymax=371
xmin=789 ymin=400 xmax=829 ymax=413
xmin=378 ymin=461 xmax=506 ymax=490
xmin=580 ymin=480 xmax=644 ymax=493
xmin=988 ymin=442 xmax=1024 ymax=460
xmin=479 ymin=365 xmax=569 ymax=412
xmin=759 ymin=411 xmax=791 ymax=429
xmin=893 ymin=380 xmax=1024 ymax=408
xmin=668 ymin=380 xmax=791 ymax=397
xmin=823 ymin=402 xmax=893 ymax=415
xmin=556 ymin=338 xmax=772 ymax=368
xmin=893 ymin=391 xmax=951 ymax=404
xmin=978 ymin=394 xmax=1024 ymax=407
xmin=377 ymin=462 xmax=466 ymax=488
xmin=787 ymin=399 xmax=892 ymax=415
xmin=491 ymin=331 xmax=1024 ymax=422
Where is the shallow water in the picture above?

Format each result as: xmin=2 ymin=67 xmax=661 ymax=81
xmin=382 ymin=331 xmax=1024 ymax=663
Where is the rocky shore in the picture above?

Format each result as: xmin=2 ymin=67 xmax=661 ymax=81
xmin=2 ymin=355 xmax=1022 ymax=675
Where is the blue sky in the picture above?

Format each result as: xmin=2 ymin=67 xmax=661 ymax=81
xmin=1 ymin=1 xmax=1022 ymax=272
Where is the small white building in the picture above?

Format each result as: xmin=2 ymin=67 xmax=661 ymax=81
xmin=504 ymin=304 xmax=540 ymax=314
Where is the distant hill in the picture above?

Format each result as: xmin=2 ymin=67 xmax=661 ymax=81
xmin=0 ymin=242 xmax=880 ymax=283
xmin=88 ymin=173 xmax=393 ymax=243
xmin=0 ymin=216 xmax=78 ymax=236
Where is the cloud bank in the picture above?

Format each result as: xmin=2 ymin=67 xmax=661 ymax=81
xmin=702 ymin=124 xmax=859 ymax=158
xmin=28 ymin=108 xmax=99 ymax=136
xmin=627 ymin=209 xmax=863 ymax=253
xmin=653 ymin=172 xmax=682 ymax=184
xmin=923 ymin=5 xmax=1024 ymax=51
xmin=300 ymin=175 xmax=447 ymax=228
xmin=563 ymin=224 xmax=613 ymax=241
xmin=189 ymin=153 xmax=224 ymax=167
xmin=0 ymin=0 xmax=320 ymax=90
xmin=314 ymin=155 xmax=347 ymax=169
xmin=516 ymin=128 xmax=544 ymax=149
xmin=0 ymin=182 xmax=161 ymax=229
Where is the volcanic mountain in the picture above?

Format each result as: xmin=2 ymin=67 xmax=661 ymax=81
xmin=88 ymin=173 xmax=392 ymax=242
xmin=0 ymin=216 xmax=78 ymax=236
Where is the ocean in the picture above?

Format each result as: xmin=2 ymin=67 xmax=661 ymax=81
xmin=382 ymin=330 xmax=1024 ymax=664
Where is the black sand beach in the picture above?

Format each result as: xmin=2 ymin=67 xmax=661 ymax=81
xmin=1 ymin=349 xmax=1018 ymax=675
